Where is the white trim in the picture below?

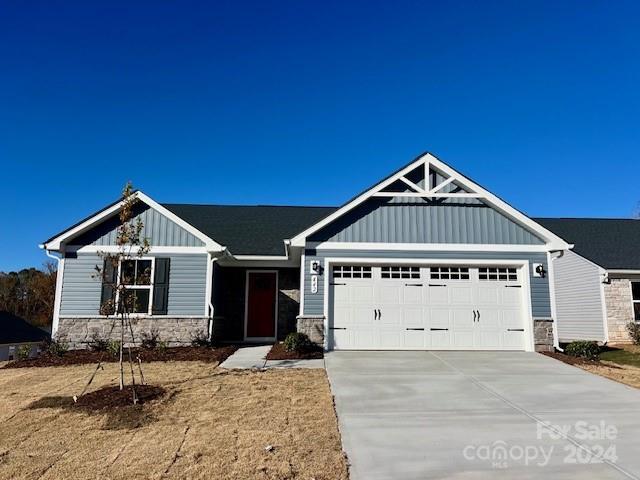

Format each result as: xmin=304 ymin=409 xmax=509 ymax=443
xmin=243 ymin=270 xmax=279 ymax=342
xmin=630 ymin=280 xmax=640 ymax=323
xmin=320 ymin=257 xmax=535 ymax=352
xmin=58 ymin=315 xmax=208 ymax=319
xmin=204 ymin=252 xmax=213 ymax=317
xmin=48 ymin=253 xmax=64 ymax=338
xmin=600 ymin=270 xmax=610 ymax=342
xmin=290 ymin=153 xmax=571 ymax=250
xmin=67 ymin=245 xmax=210 ymax=254
xmin=234 ymin=255 xmax=289 ymax=261
xmin=607 ymin=269 xmax=640 ymax=275
xmin=299 ymin=252 xmax=306 ymax=316
xmin=42 ymin=191 xmax=225 ymax=252
xmin=372 ymin=192 xmax=482 ymax=198
xmin=313 ymin=241 xmax=553 ymax=253
xmin=547 ymin=251 xmax=561 ymax=350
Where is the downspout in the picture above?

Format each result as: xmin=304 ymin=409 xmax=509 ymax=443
xmin=549 ymin=250 xmax=564 ymax=352
xmin=207 ymin=255 xmax=219 ymax=342
xmin=42 ymin=247 xmax=63 ymax=338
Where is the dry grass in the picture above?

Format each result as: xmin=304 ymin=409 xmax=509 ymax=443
xmin=575 ymin=362 xmax=640 ymax=389
xmin=0 ymin=361 xmax=348 ymax=480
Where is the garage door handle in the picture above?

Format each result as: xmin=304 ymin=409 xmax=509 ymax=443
xmin=429 ymin=284 xmax=447 ymax=287
xmin=330 ymin=327 xmax=347 ymax=330
xmin=330 ymin=282 xmax=346 ymax=286
xmin=505 ymin=285 xmax=521 ymax=288
xmin=406 ymin=328 xmax=425 ymax=331
xmin=430 ymin=328 xmax=449 ymax=331
xmin=507 ymin=328 xmax=524 ymax=332
xmin=473 ymin=310 xmax=477 ymax=322
xmin=405 ymin=283 xmax=423 ymax=287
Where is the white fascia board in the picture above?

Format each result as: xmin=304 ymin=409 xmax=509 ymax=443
xmin=67 ymin=245 xmax=210 ymax=254
xmin=289 ymin=152 xmax=571 ymax=251
xmin=606 ymin=269 xmax=640 ymax=275
xmin=312 ymin=242 xmax=553 ymax=253
xmin=42 ymin=191 xmax=225 ymax=253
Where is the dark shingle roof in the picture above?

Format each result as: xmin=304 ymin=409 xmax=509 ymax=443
xmin=162 ymin=204 xmax=338 ymax=256
xmin=534 ymin=218 xmax=640 ymax=270
xmin=0 ymin=312 xmax=50 ymax=345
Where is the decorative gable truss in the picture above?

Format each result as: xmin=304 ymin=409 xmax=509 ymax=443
xmin=290 ymin=152 xmax=573 ymax=250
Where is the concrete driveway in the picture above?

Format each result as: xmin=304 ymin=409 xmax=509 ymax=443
xmin=325 ymin=351 xmax=640 ymax=480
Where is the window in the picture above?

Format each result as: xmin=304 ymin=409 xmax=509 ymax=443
xmin=632 ymin=282 xmax=640 ymax=322
xmin=333 ymin=265 xmax=372 ymax=279
xmin=479 ymin=267 xmax=518 ymax=282
xmin=381 ymin=266 xmax=420 ymax=279
xmin=430 ymin=267 xmax=470 ymax=280
xmin=118 ymin=259 xmax=153 ymax=314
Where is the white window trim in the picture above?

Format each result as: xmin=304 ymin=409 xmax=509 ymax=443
xmin=115 ymin=257 xmax=155 ymax=316
xmin=631 ymin=281 xmax=640 ymax=323
xmin=289 ymin=153 xmax=572 ymax=251
xmin=243 ymin=270 xmax=279 ymax=342
xmin=321 ymin=258 xmax=534 ymax=352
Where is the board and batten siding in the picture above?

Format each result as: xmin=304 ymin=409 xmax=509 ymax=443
xmin=303 ymin=249 xmax=552 ymax=318
xmin=71 ymin=203 xmax=204 ymax=247
xmin=552 ymin=250 xmax=607 ymax=342
xmin=309 ymin=198 xmax=545 ymax=245
xmin=59 ymin=253 xmax=208 ymax=317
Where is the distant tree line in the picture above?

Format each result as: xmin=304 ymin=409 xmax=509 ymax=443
xmin=0 ymin=262 xmax=57 ymax=328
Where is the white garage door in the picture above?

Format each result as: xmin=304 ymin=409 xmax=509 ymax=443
xmin=329 ymin=265 xmax=527 ymax=350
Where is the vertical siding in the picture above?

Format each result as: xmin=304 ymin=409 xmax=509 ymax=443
xmin=303 ymin=249 xmax=551 ymax=318
xmin=60 ymin=252 xmax=207 ymax=316
xmin=553 ymin=250 xmax=607 ymax=341
xmin=71 ymin=203 xmax=204 ymax=247
xmin=309 ymin=198 xmax=544 ymax=245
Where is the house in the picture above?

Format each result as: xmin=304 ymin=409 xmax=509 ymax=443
xmin=40 ymin=152 xmax=637 ymax=353
xmin=0 ymin=311 xmax=50 ymax=361
xmin=534 ymin=218 xmax=640 ymax=344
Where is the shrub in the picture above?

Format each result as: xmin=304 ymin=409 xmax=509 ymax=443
xmin=140 ymin=327 xmax=160 ymax=349
xmin=626 ymin=322 xmax=640 ymax=345
xmin=44 ymin=338 xmax=69 ymax=357
xmin=283 ymin=332 xmax=313 ymax=353
xmin=16 ymin=344 xmax=32 ymax=361
xmin=88 ymin=333 xmax=110 ymax=352
xmin=157 ymin=340 xmax=169 ymax=353
xmin=191 ymin=329 xmax=210 ymax=347
xmin=564 ymin=341 xmax=600 ymax=360
xmin=106 ymin=340 xmax=121 ymax=358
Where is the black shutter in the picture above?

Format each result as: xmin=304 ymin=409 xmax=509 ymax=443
xmin=100 ymin=259 xmax=117 ymax=315
xmin=152 ymin=258 xmax=170 ymax=315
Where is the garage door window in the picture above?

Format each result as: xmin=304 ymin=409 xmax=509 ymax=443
xmin=479 ymin=267 xmax=518 ymax=281
xmin=430 ymin=267 xmax=470 ymax=280
xmin=333 ymin=266 xmax=372 ymax=279
xmin=381 ymin=266 xmax=420 ymax=279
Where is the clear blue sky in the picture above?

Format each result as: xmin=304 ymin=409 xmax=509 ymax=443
xmin=1 ymin=1 xmax=639 ymax=271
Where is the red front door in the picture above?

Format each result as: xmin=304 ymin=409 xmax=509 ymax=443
xmin=246 ymin=271 xmax=277 ymax=339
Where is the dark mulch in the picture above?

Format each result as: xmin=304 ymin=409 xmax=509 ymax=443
xmin=2 ymin=345 xmax=238 ymax=369
xmin=76 ymin=384 xmax=166 ymax=410
xmin=266 ymin=342 xmax=324 ymax=360
xmin=542 ymin=351 xmax=622 ymax=369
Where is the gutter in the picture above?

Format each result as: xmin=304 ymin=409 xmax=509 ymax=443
xmin=548 ymin=249 xmax=564 ymax=352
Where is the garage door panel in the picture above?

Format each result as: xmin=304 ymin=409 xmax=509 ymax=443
xmin=404 ymin=330 xmax=425 ymax=348
xmin=450 ymin=286 xmax=473 ymax=305
xmin=502 ymin=309 xmax=523 ymax=329
xmin=478 ymin=309 xmax=501 ymax=328
xmin=428 ymin=286 xmax=449 ymax=304
xmin=429 ymin=330 xmax=451 ymax=348
xmin=379 ymin=307 xmax=402 ymax=325
xmin=353 ymin=307 xmax=374 ymax=324
xmin=378 ymin=328 xmax=403 ymax=348
xmin=403 ymin=306 xmax=425 ymax=325
xmin=402 ymin=285 xmax=423 ymax=304
xmin=503 ymin=287 xmax=522 ymax=306
xmin=352 ymin=285 xmax=375 ymax=303
xmin=452 ymin=309 xmax=474 ymax=330
xmin=452 ymin=331 xmax=474 ymax=348
xmin=504 ymin=331 xmax=525 ymax=348
xmin=477 ymin=286 xmax=499 ymax=306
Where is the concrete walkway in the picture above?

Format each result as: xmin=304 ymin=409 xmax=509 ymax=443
xmin=326 ymin=351 xmax=640 ymax=480
xmin=219 ymin=344 xmax=325 ymax=369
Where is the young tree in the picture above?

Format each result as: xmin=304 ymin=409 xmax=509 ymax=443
xmin=91 ymin=182 xmax=150 ymax=398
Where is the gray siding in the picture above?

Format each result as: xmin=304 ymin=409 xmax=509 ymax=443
xmin=303 ymin=249 xmax=551 ymax=318
xmin=60 ymin=252 xmax=208 ymax=317
xmin=309 ymin=198 xmax=544 ymax=245
xmin=553 ymin=250 xmax=607 ymax=341
xmin=71 ymin=203 xmax=204 ymax=247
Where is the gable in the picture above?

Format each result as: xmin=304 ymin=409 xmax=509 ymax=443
xmin=70 ymin=202 xmax=205 ymax=247
xmin=293 ymin=153 xmax=569 ymax=249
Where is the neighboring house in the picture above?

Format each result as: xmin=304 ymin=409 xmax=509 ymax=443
xmin=0 ymin=312 xmax=50 ymax=361
xmin=534 ymin=219 xmax=640 ymax=344
xmin=39 ymin=153 xmax=636 ymax=353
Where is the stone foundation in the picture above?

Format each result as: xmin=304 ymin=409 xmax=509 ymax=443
xmin=604 ymin=278 xmax=634 ymax=343
xmin=296 ymin=316 xmax=325 ymax=346
xmin=534 ymin=319 xmax=554 ymax=352
xmin=56 ymin=317 xmax=210 ymax=349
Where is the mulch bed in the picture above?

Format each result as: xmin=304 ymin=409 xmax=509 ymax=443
xmin=2 ymin=345 xmax=238 ymax=369
xmin=266 ymin=342 xmax=324 ymax=360
xmin=75 ymin=384 xmax=166 ymax=410
xmin=542 ymin=351 xmax=621 ymax=369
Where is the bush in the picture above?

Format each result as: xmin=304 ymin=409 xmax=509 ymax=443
xmin=44 ymin=338 xmax=69 ymax=357
xmin=626 ymin=322 xmax=640 ymax=345
xmin=191 ymin=329 xmax=210 ymax=347
xmin=564 ymin=341 xmax=600 ymax=360
xmin=88 ymin=333 xmax=110 ymax=352
xmin=140 ymin=327 xmax=160 ymax=349
xmin=107 ymin=340 xmax=121 ymax=358
xmin=283 ymin=332 xmax=313 ymax=353
xmin=157 ymin=340 xmax=168 ymax=353
xmin=16 ymin=344 xmax=31 ymax=361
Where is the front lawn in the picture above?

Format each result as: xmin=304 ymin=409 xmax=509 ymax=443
xmin=0 ymin=361 xmax=348 ymax=480
xmin=600 ymin=345 xmax=640 ymax=368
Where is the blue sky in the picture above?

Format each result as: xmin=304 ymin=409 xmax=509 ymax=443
xmin=1 ymin=0 xmax=639 ymax=271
